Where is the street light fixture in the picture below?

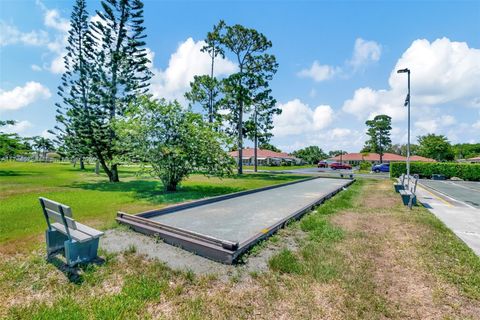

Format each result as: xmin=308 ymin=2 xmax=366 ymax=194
xmin=397 ymin=68 xmax=411 ymax=189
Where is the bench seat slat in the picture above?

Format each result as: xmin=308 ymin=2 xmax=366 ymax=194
xmin=50 ymin=222 xmax=93 ymax=243
xmin=75 ymin=223 xmax=104 ymax=238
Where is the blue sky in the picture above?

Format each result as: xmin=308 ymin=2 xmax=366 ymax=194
xmin=1 ymin=0 xmax=479 ymax=152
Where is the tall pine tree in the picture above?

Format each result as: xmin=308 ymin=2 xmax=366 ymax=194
xmin=364 ymin=114 xmax=392 ymax=163
xmin=89 ymin=0 xmax=152 ymax=182
xmin=55 ymin=0 xmax=95 ymax=170
xmin=185 ymin=20 xmax=226 ymax=126
xmin=221 ymin=24 xmax=278 ymax=174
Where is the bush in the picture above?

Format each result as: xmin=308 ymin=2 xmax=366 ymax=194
xmin=359 ymin=161 xmax=371 ymax=171
xmin=390 ymin=162 xmax=480 ymax=181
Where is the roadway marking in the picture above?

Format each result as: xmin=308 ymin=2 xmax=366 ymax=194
xmin=419 ymin=183 xmax=477 ymax=209
xmin=447 ymin=181 xmax=480 ymax=193
xmin=417 ymin=186 xmax=453 ymax=207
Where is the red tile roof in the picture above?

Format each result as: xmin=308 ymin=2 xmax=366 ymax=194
xmin=229 ymin=148 xmax=296 ymax=159
xmin=329 ymin=152 xmax=435 ymax=162
xmin=329 ymin=152 xmax=405 ymax=162
xmin=410 ymin=155 xmax=436 ymax=162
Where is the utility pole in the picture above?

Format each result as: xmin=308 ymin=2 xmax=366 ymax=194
xmin=397 ymin=68 xmax=411 ymax=188
xmin=254 ymin=105 xmax=258 ymax=172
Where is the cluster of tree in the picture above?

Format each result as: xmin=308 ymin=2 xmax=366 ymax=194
xmin=54 ymin=0 xmax=278 ymax=190
xmin=185 ymin=20 xmax=279 ymax=173
xmin=292 ymin=146 xmax=328 ymax=164
xmin=1 ymin=121 xmax=56 ymax=161
xmin=386 ymin=135 xmax=458 ymax=162
xmin=452 ymin=143 xmax=480 ymax=160
xmin=359 ymin=114 xmax=479 ymax=162
xmin=416 ymin=134 xmax=455 ymax=161
xmin=388 ymin=141 xmax=480 ymax=161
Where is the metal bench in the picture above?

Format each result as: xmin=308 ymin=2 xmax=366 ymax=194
xmin=399 ymin=175 xmax=418 ymax=208
xmin=394 ymin=174 xmax=405 ymax=192
xmin=39 ymin=197 xmax=104 ymax=266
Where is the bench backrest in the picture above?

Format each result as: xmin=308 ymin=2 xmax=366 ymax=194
xmin=39 ymin=197 xmax=77 ymax=238
xmin=403 ymin=175 xmax=418 ymax=193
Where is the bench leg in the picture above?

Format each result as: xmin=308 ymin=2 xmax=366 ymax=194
xmin=401 ymin=194 xmax=410 ymax=206
xmin=46 ymin=229 xmax=68 ymax=255
xmin=64 ymin=238 xmax=100 ymax=267
xmin=410 ymin=195 xmax=417 ymax=206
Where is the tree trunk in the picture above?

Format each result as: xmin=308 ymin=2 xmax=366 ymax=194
xmin=96 ymin=151 xmax=119 ymax=182
xmin=95 ymin=160 xmax=100 ymax=175
xmin=110 ymin=163 xmax=119 ymax=182
xmin=79 ymin=157 xmax=85 ymax=170
xmin=209 ymin=50 xmax=215 ymax=123
xmin=237 ymin=64 xmax=244 ymax=175
xmin=166 ymin=181 xmax=177 ymax=191
xmin=238 ymin=108 xmax=243 ymax=174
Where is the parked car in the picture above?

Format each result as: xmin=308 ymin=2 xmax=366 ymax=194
xmin=372 ymin=163 xmax=389 ymax=173
xmin=329 ymin=162 xmax=352 ymax=170
xmin=317 ymin=161 xmax=329 ymax=168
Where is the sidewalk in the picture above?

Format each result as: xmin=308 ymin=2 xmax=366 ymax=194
xmin=416 ymin=185 xmax=480 ymax=256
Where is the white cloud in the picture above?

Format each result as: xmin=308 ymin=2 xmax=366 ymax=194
xmin=31 ymin=64 xmax=42 ymax=72
xmin=415 ymin=119 xmax=438 ymax=133
xmin=43 ymin=9 xmax=69 ymax=33
xmin=272 ymin=99 xmax=333 ymax=137
xmin=149 ymin=38 xmax=237 ymax=101
xmin=473 ymin=121 xmax=480 ymax=129
xmin=275 ymin=127 xmax=364 ymax=153
xmin=328 ymin=128 xmax=352 ymax=139
xmin=0 ymin=2 xmax=70 ymax=74
xmin=389 ymin=38 xmax=480 ymax=105
xmin=342 ymin=87 xmax=406 ymax=121
xmin=348 ymin=38 xmax=382 ymax=69
xmin=41 ymin=129 xmax=55 ymax=139
xmin=0 ymin=82 xmax=51 ymax=111
xmin=0 ymin=21 xmax=49 ymax=47
xmin=414 ymin=114 xmax=456 ymax=135
xmin=297 ymin=61 xmax=338 ymax=82
xmin=343 ymin=38 xmax=480 ymax=123
xmin=1 ymin=120 xmax=33 ymax=134
xmin=439 ymin=115 xmax=456 ymax=126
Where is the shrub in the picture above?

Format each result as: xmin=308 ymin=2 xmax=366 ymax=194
xmin=390 ymin=162 xmax=480 ymax=181
xmin=359 ymin=161 xmax=371 ymax=171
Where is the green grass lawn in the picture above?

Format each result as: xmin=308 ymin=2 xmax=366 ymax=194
xmin=0 ymin=161 xmax=307 ymax=250
xmin=1 ymin=177 xmax=479 ymax=319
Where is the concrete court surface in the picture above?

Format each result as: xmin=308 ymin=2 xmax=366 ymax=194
xmin=417 ymin=181 xmax=480 ymax=256
xmin=150 ymin=178 xmax=351 ymax=243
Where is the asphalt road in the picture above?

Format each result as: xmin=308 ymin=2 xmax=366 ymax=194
xmin=248 ymin=167 xmax=390 ymax=179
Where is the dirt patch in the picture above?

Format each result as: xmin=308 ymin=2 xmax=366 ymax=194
xmin=359 ymin=181 xmax=400 ymax=210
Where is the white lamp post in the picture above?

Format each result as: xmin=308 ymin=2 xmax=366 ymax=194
xmin=397 ymin=68 xmax=411 ymax=188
